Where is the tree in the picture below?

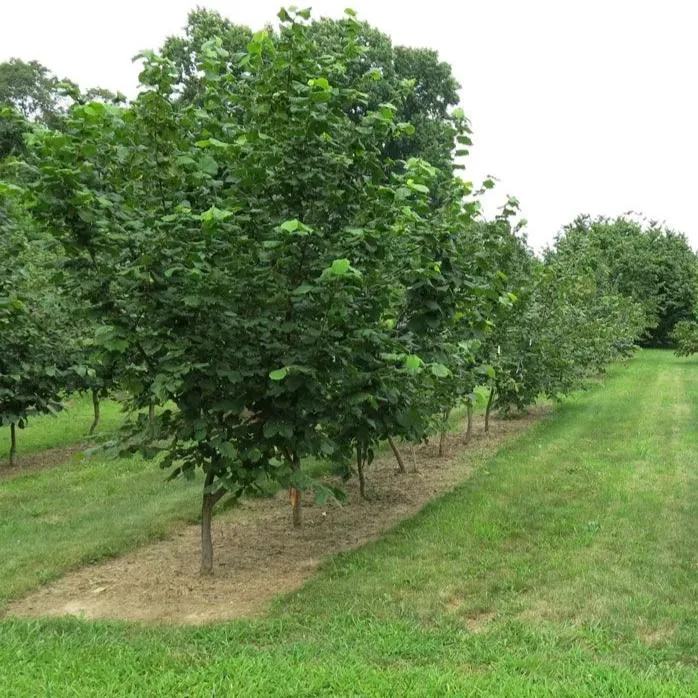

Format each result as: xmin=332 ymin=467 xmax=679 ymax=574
xmin=554 ymin=215 xmax=698 ymax=345
xmin=0 ymin=107 xmax=29 ymax=160
xmin=391 ymin=183 xmax=525 ymax=459
xmin=671 ymin=320 xmax=698 ymax=357
xmin=0 ymin=59 xmax=64 ymax=124
xmin=160 ymin=8 xmax=253 ymax=105
xmin=0 ymin=183 xmax=73 ymax=466
xmin=27 ymin=8 xmax=449 ymax=573
xmin=488 ymin=249 xmax=644 ymax=417
xmin=162 ymin=12 xmax=462 ymax=175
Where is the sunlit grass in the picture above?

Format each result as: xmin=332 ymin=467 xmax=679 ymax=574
xmin=0 ymin=393 xmax=124 ymax=462
xmin=2 ymin=350 xmax=698 ymax=696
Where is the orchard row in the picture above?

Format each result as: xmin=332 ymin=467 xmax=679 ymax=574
xmin=2 ymin=7 xmax=696 ymax=571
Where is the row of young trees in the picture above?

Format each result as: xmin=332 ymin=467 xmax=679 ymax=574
xmin=1 ymin=7 xmax=695 ymax=572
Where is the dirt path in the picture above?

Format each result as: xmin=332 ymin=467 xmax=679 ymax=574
xmin=0 ymin=444 xmax=87 ymax=481
xmin=7 ymin=410 xmax=546 ymax=624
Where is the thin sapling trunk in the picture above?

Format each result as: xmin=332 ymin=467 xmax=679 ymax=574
xmin=89 ymin=388 xmax=100 ymax=436
xmin=485 ymin=387 xmax=495 ymax=434
xmin=357 ymin=447 xmax=367 ymax=499
xmin=387 ymin=434 xmax=406 ymax=473
xmin=200 ymin=470 xmax=226 ymax=575
xmin=290 ymin=453 xmax=302 ymax=528
xmin=9 ymin=423 xmax=17 ymax=467
xmin=438 ymin=409 xmax=450 ymax=457
xmin=465 ymin=403 xmax=473 ymax=444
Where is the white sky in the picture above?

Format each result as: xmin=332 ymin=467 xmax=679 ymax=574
xmin=3 ymin=0 xmax=697 ymax=249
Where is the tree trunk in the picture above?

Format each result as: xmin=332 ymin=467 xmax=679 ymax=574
xmin=290 ymin=453 xmax=302 ymax=528
xmin=485 ymin=387 xmax=495 ymax=434
xmin=438 ymin=430 xmax=447 ymax=457
xmin=89 ymin=388 xmax=100 ymax=436
xmin=290 ymin=487 xmax=302 ymax=527
xmin=200 ymin=471 xmax=225 ymax=576
xmin=438 ymin=409 xmax=450 ymax=457
xmin=9 ymin=423 xmax=16 ymax=467
xmin=465 ymin=403 xmax=473 ymax=444
xmin=387 ymin=434 xmax=406 ymax=473
xmin=357 ymin=449 xmax=366 ymax=499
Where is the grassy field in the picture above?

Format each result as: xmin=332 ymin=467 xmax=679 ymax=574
xmin=0 ymin=390 xmax=490 ymax=608
xmin=0 ymin=393 xmax=124 ymax=460
xmin=0 ymin=394 xmax=202 ymax=603
xmin=0 ymin=455 xmax=201 ymax=604
xmin=2 ymin=350 xmax=698 ymax=696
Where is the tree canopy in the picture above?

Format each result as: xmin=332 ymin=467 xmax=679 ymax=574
xmin=553 ymin=215 xmax=698 ymax=345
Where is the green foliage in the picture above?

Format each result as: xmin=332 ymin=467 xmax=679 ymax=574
xmin=0 ymin=189 xmax=76 ymax=463
xmin=26 ymin=7 xmax=475 ymax=556
xmin=490 ymin=259 xmax=644 ymax=414
xmin=162 ymin=11 xmax=462 ymax=175
xmin=13 ymin=6 xmax=648 ymax=569
xmin=671 ymin=320 xmax=698 ymax=357
xmin=0 ymin=58 xmax=64 ymax=123
xmin=160 ymin=8 xmax=253 ymax=105
xmin=554 ymin=215 xmax=698 ymax=345
xmin=0 ymin=106 xmax=29 ymax=160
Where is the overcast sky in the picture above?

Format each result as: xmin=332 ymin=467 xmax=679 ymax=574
xmin=3 ymin=0 xmax=696 ymax=249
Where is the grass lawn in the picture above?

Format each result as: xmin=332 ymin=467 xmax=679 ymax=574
xmin=0 ymin=393 xmax=125 ymax=461
xmin=0 ymin=454 xmax=201 ymax=605
xmin=2 ymin=349 xmax=698 ymax=696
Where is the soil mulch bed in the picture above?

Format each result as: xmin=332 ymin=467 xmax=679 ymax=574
xmin=7 ymin=408 xmax=548 ymax=625
xmin=0 ymin=444 xmax=88 ymax=482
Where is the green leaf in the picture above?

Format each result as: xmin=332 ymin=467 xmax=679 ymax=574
xmin=195 ymin=138 xmax=228 ymax=149
xmin=407 ymin=180 xmax=430 ymax=194
xmin=0 ymin=181 xmax=23 ymax=196
xmin=280 ymin=219 xmax=301 ymax=233
xmin=404 ymin=355 xmax=422 ymax=372
xmin=218 ymin=442 xmax=238 ymax=459
xmin=329 ymin=258 xmax=351 ymax=275
xmin=269 ymin=368 xmax=289 ymax=381
xmin=309 ymin=77 xmax=330 ymax=90
xmin=200 ymin=206 xmax=233 ymax=222
xmin=198 ymin=155 xmax=218 ymax=175
xmin=430 ymin=363 xmax=450 ymax=378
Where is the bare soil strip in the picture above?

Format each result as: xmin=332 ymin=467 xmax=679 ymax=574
xmin=8 ymin=410 xmax=546 ymax=624
xmin=0 ymin=444 xmax=86 ymax=481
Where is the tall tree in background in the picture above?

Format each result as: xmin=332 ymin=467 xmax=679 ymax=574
xmin=0 ymin=59 xmax=64 ymax=123
xmin=553 ymin=215 xmax=698 ymax=345
xmin=0 ymin=59 xmax=64 ymax=159
xmin=161 ymin=10 xmax=461 ymax=174
xmin=0 ymin=107 xmax=28 ymax=160
xmin=0 ymin=183 xmax=75 ymax=466
xmin=160 ymin=8 xmax=253 ymax=105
